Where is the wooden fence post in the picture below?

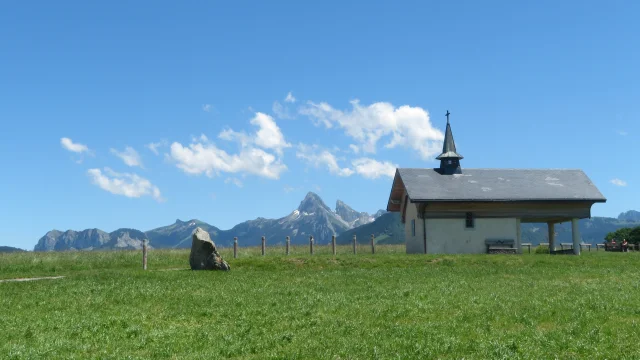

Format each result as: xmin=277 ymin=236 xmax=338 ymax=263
xmin=286 ymin=236 xmax=290 ymax=255
xmin=332 ymin=235 xmax=336 ymax=255
xmin=261 ymin=236 xmax=266 ymax=256
xmin=371 ymin=234 xmax=375 ymax=254
xmin=310 ymin=235 xmax=314 ymax=255
xmin=353 ymin=235 xmax=357 ymax=255
xmin=233 ymin=237 xmax=238 ymax=258
xmin=142 ymin=239 xmax=148 ymax=270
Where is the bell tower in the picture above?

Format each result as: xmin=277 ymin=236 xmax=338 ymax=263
xmin=436 ymin=110 xmax=464 ymax=175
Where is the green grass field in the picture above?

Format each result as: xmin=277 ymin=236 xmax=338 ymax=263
xmin=2 ymin=246 xmax=640 ymax=359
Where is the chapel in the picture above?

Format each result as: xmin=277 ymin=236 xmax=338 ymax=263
xmin=386 ymin=111 xmax=606 ymax=254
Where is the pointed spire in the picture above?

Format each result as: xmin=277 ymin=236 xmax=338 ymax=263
xmin=436 ymin=110 xmax=463 ymax=174
xmin=436 ymin=111 xmax=463 ymax=160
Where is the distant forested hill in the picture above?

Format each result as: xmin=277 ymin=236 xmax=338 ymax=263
xmin=0 ymin=246 xmax=26 ymax=253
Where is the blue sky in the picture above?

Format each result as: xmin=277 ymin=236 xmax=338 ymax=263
xmin=1 ymin=1 xmax=639 ymax=249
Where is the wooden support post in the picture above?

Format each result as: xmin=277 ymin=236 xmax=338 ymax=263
xmin=352 ymin=235 xmax=357 ymax=255
xmin=331 ymin=235 xmax=336 ymax=255
xmin=233 ymin=237 xmax=238 ymax=259
xmin=515 ymin=218 xmax=522 ymax=254
xmin=371 ymin=234 xmax=375 ymax=254
xmin=142 ymin=239 xmax=148 ymax=270
xmin=261 ymin=236 xmax=266 ymax=256
xmin=572 ymin=218 xmax=581 ymax=255
xmin=310 ymin=235 xmax=314 ymax=255
xmin=286 ymin=236 xmax=290 ymax=255
xmin=547 ymin=222 xmax=555 ymax=252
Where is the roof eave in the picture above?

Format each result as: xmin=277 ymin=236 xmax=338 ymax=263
xmin=385 ymin=169 xmax=403 ymax=211
xmin=435 ymin=153 xmax=464 ymax=160
xmin=409 ymin=198 xmax=607 ymax=203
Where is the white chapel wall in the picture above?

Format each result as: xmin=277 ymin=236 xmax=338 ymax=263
xmin=404 ymin=203 xmax=424 ymax=254
xmin=424 ymin=218 xmax=518 ymax=254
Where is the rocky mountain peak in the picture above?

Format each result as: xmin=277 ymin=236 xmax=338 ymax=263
xmin=335 ymin=200 xmax=360 ymax=223
xmin=618 ymin=210 xmax=640 ymax=222
xmin=297 ymin=192 xmax=331 ymax=214
xmin=374 ymin=210 xmax=387 ymax=218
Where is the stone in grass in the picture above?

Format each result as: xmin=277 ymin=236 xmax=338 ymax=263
xmin=189 ymin=227 xmax=230 ymax=271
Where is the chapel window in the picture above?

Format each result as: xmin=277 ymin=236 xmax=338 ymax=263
xmin=465 ymin=212 xmax=474 ymax=228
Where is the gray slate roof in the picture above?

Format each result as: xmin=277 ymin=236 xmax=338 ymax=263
xmin=398 ymin=168 xmax=606 ymax=202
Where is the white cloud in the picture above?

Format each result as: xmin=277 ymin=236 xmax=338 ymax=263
xmin=218 ymin=128 xmax=252 ymax=147
xmin=285 ymin=92 xmax=296 ymax=103
xmin=618 ymin=131 xmax=628 ymax=136
xmin=272 ymin=92 xmax=297 ymax=119
xmin=272 ymin=101 xmax=293 ymax=119
xmin=87 ymin=168 xmax=164 ymax=202
xmin=225 ymin=177 xmax=243 ymax=188
xmin=195 ymin=134 xmax=209 ymax=143
xmin=202 ymin=104 xmax=212 ymax=112
xmin=610 ymin=178 xmax=627 ymax=187
xmin=146 ymin=140 xmax=168 ymax=155
xmin=351 ymin=158 xmax=397 ymax=179
xmin=60 ymin=137 xmax=90 ymax=153
xmin=349 ymin=144 xmax=360 ymax=154
xmin=299 ymin=100 xmax=445 ymax=159
xmin=296 ymin=144 xmax=396 ymax=180
xmin=170 ymin=141 xmax=287 ymax=179
xmin=251 ymin=112 xmax=291 ymax=154
xmin=110 ymin=146 xmax=143 ymax=168
xmin=218 ymin=112 xmax=291 ymax=154
xmin=296 ymin=144 xmax=354 ymax=177
xmin=169 ymin=115 xmax=289 ymax=180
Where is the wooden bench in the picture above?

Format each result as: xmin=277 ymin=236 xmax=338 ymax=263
xmin=560 ymin=243 xmax=573 ymax=250
xmin=580 ymin=243 xmax=592 ymax=252
xmin=596 ymin=243 xmax=605 ymax=251
xmin=485 ymin=239 xmax=516 ymax=254
xmin=521 ymin=243 xmax=532 ymax=253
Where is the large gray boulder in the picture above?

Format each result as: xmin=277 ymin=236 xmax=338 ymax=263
xmin=189 ymin=227 xmax=230 ymax=271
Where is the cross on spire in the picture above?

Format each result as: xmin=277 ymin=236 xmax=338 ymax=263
xmin=445 ymin=110 xmax=450 ymax=124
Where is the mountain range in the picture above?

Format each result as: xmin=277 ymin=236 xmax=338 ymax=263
xmin=34 ymin=228 xmax=149 ymax=252
xmin=32 ymin=191 xmax=640 ymax=251
xmin=33 ymin=192 xmax=386 ymax=251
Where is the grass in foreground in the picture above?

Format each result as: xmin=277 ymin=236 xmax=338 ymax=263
xmin=1 ymin=246 xmax=640 ymax=359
